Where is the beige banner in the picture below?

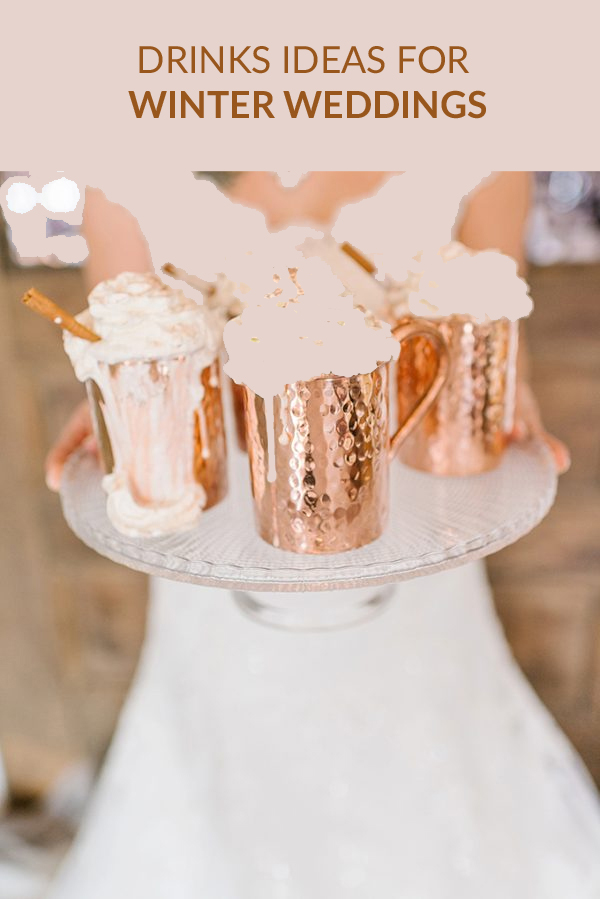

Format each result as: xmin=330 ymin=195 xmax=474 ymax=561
xmin=1 ymin=0 xmax=598 ymax=169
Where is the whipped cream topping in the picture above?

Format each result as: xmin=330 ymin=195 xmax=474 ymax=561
xmin=64 ymin=272 xmax=220 ymax=381
xmin=103 ymin=472 xmax=205 ymax=538
xmin=405 ymin=244 xmax=533 ymax=322
xmin=223 ymin=257 xmax=399 ymax=400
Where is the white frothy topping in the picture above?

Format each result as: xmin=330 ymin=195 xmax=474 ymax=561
xmin=103 ymin=473 xmax=205 ymax=537
xmin=405 ymin=244 xmax=533 ymax=322
xmin=223 ymin=257 xmax=399 ymax=400
xmin=64 ymin=272 xmax=219 ymax=381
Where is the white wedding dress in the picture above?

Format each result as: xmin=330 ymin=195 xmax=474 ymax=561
xmin=46 ymin=567 xmax=600 ymax=898
xmin=46 ymin=174 xmax=600 ymax=898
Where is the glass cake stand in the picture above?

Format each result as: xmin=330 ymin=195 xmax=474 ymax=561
xmin=60 ymin=439 xmax=557 ymax=630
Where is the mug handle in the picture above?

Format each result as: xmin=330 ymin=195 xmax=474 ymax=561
xmin=389 ymin=320 xmax=450 ymax=460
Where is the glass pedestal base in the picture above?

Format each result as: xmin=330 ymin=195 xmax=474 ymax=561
xmin=232 ymin=585 xmax=394 ymax=631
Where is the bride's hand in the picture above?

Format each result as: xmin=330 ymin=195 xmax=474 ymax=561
xmin=511 ymin=380 xmax=570 ymax=474
xmin=45 ymin=400 xmax=97 ymax=492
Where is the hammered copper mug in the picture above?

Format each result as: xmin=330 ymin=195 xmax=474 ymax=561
xmin=396 ymin=315 xmax=518 ymax=476
xmin=242 ymin=321 xmax=448 ymax=554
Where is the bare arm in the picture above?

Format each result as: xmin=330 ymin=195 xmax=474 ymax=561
xmin=457 ymin=172 xmax=531 ymax=271
xmin=81 ymin=187 xmax=152 ymax=291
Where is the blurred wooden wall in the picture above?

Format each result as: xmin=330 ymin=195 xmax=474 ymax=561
xmin=0 ymin=264 xmax=147 ymax=798
xmin=0 ymin=260 xmax=598 ymax=796
xmin=488 ymin=262 xmax=600 ymax=782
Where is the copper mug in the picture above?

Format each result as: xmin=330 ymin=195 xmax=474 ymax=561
xmin=241 ymin=321 xmax=448 ymax=554
xmin=86 ymin=352 xmax=228 ymax=516
xmin=396 ymin=315 xmax=518 ymax=476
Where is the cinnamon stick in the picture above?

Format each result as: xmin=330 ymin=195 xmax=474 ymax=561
xmin=21 ymin=288 xmax=101 ymax=342
xmin=340 ymin=242 xmax=377 ymax=275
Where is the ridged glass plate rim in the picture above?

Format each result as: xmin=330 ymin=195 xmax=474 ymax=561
xmin=60 ymin=439 xmax=557 ymax=592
